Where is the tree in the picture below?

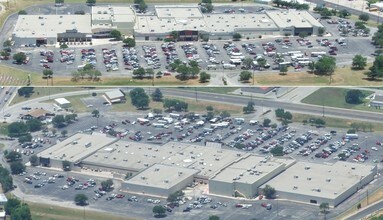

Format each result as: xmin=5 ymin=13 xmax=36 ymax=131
xmin=133 ymin=67 xmax=146 ymax=79
xmin=167 ymin=190 xmax=185 ymax=203
xmin=5 ymin=198 xmax=21 ymax=215
xmin=123 ymin=38 xmax=136 ymax=47
xmin=345 ymin=89 xmax=363 ymax=104
xmin=319 ymin=202 xmax=329 ymax=214
xmin=17 ymin=87 xmax=34 ymax=97
xmin=60 ymin=43 xmax=68 ymax=49
xmin=130 ymin=88 xmax=150 ymax=109
xmin=74 ymin=194 xmax=88 ymax=206
xmin=0 ymin=168 xmax=13 ymax=193
xmin=315 ymin=56 xmax=336 ymax=75
xmin=242 ymin=57 xmax=254 ymax=70
xmin=86 ymin=0 xmax=96 ymax=5
xmin=365 ymin=55 xmax=383 ymax=80
xmin=243 ymin=101 xmax=255 ymax=114
xmin=318 ymin=27 xmax=325 ymax=36
xmin=220 ymin=111 xmax=231 ymax=118
xmin=262 ymin=185 xmax=276 ymax=199
xmin=3 ymin=40 xmax=12 ymax=47
xmin=61 ymin=130 xmax=68 ymax=137
xmin=101 ymin=179 xmax=114 ymax=191
xmin=170 ymin=31 xmax=179 ymax=41
xmin=233 ymin=33 xmax=242 ymax=41
xmin=10 ymin=161 xmax=25 ymax=175
xmin=279 ymin=65 xmax=288 ymax=75
xmin=55 ymin=0 xmax=64 ymax=3
xmin=18 ymin=10 xmax=27 ymax=15
xmin=146 ymin=68 xmax=154 ymax=79
xmin=8 ymin=122 xmax=28 ymax=137
xmin=62 ymin=160 xmax=71 ymax=171
xmin=13 ymin=52 xmax=26 ymax=64
xmin=354 ymin=21 xmax=366 ymax=30
xmin=163 ymin=99 xmax=188 ymax=112
xmin=352 ymin=55 xmax=367 ymax=70
xmin=18 ymin=134 xmax=32 ymax=144
xmin=206 ymin=106 xmax=214 ymax=112
xmin=151 ymin=88 xmax=163 ymax=102
xmin=52 ymin=115 xmax=66 ymax=128
xmin=239 ymin=71 xmax=252 ymax=82
xmin=359 ymin=13 xmax=370 ymax=22
xmin=209 ymin=215 xmax=220 ymax=220
xmin=110 ymin=29 xmax=122 ymax=40
xmin=29 ymin=155 xmax=39 ymax=166
xmin=199 ymin=71 xmax=211 ymax=83
xmin=338 ymin=9 xmax=350 ymax=18
xmin=92 ymin=109 xmax=100 ymax=117
xmin=263 ymin=118 xmax=271 ymax=127
xmin=11 ymin=204 xmax=32 ymax=220
xmin=320 ymin=8 xmax=332 ymax=18
xmin=270 ymin=146 xmax=284 ymax=156
xmin=5 ymin=151 xmax=22 ymax=162
xmin=299 ymin=32 xmax=308 ymax=39
xmin=153 ymin=205 xmax=166 ymax=217
xmin=26 ymin=119 xmax=42 ymax=132
xmin=257 ymin=58 xmax=267 ymax=70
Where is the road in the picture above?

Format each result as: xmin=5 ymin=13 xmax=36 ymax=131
xmin=160 ymin=88 xmax=383 ymax=123
xmin=344 ymin=200 xmax=383 ymax=220
xmin=2 ymin=87 xmax=383 ymax=124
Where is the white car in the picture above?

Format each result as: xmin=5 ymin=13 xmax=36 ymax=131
xmin=281 ymin=45 xmax=289 ymax=49
xmin=372 ymin=147 xmax=378 ymax=151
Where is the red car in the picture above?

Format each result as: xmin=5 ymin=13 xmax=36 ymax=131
xmin=116 ymin=194 xmax=125 ymax=199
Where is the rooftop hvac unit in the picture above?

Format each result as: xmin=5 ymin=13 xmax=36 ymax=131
xmin=154 ymin=168 xmax=160 ymax=171
xmin=141 ymin=176 xmax=146 ymax=180
xmin=307 ymin=177 xmax=311 ymax=181
xmin=293 ymin=186 xmax=298 ymax=190
xmin=305 ymin=166 xmax=311 ymax=170
xmin=144 ymin=163 xmax=149 ymax=167
xmin=294 ymin=175 xmax=299 ymax=179
xmin=326 ymin=178 xmax=331 ymax=182
xmin=178 ymin=171 xmax=183 ymax=175
xmin=164 ymin=179 xmax=169 ymax=183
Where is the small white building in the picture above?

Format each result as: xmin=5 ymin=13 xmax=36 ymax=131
xmin=370 ymin=94 xmax=383 ymax=108
xmin=54 ymin=98 xmax=71 ymax=109
xmin=104 ymin=89 xmax=126 ymax=104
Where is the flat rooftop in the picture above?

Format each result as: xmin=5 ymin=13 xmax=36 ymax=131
xmin=211 ymin=155 xmax=295 ymax=184
xmin=160 ymin=142 xmax=245 ymax=178
xmin=82 ymin=141 xmax=189 ymax=171
xmin=91 ymin=6 xmax=136 ymax=23
xmin=155 ymin=5 xmax=203 ymax=19
xmin=266 ymin=10 xmax=323 ymax=29
xmin=204 ymin=13 xmax=278 ymax=33
xmin=264 ymin=161 xmax=376 ymax=199
xmin=38 ymin=133 xmax=116 ymax=163
xmin=13 ymin=15 xmax=91 ymax=39
xmin=125 ymin=164 xmax=198 ymax=190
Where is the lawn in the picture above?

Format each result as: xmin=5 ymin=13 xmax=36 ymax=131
xmin=33 ymin=76 xmax=202 ymax=86
xmin=0 ymin=123 xmax=8 ymax=136
xmin=65 ymin=95 xmax=91 ymax=113
xmin=253 ymin=64 xmax=383 ymax=86
xmin=0 ymin=143 xmax=5 ymax=151
xmin=292 ymin=113 xmax=383 ymax=133
xmin=111 ymin=96 xmax=243 ymax=114
xmin=301 ymin=87 xmax=377 ymax=112
xmin=10 ymin=87 xmax=88 ymax=106
xmin=28 ymin=201 xmax=135 ymax=220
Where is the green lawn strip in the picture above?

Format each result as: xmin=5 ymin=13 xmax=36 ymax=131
xmin=64 ymin=95 xmax=91 ymax=113
xmin=292 ymin=113 xmax=383 ymax=133
xmin=10 ymin=87 xmax=88 ymax=106
xmin=28 ymin=201 xmax=134 ymax=220
xmin=111 ymin=95 xmax=242 ymax=114
xmin=0 ymin=123 xmax=8 ymax=136
xmin=301 ymin=87 xmax=377 ymax=111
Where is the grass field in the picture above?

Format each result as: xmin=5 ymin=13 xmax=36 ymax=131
xmin=301 ymin=87 xmax=378 ymax=112
xmin=28 ymin=202 xmax=136 ymax=220
xmin=253 ymin=64 xmax=383 ymax=86
xmin=64 ymin=95 xmax=91 ymax=113
xmin=0 ymin=143 xmax=5 ymax=151
xmin=292 ymin=113 xmax=383 ymax=133
xmin=111 ymin=95 xmax=243 ymax=114
xmin=10 ymin=87 xmax=89 ymax=106
xmin=0 ymin=123 xmax=8 ymax=136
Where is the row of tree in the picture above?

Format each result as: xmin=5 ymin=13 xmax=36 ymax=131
xmin=272 ymin=0 xmax=309 ymax=10
xmin=4 ymin=198 xmax=32 ymax=220
xmin=0 ymin=165 xmax=13 ymax=193
xmin=8 ymin=119 xmax=42 ymax=138
xmin=71 ymin=64 xmax=102 ymax=82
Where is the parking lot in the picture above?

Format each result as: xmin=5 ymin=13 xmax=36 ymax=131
xmin=1 ymin=7 xmax=377 ymax=83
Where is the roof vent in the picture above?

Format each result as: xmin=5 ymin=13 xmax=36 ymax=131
xmin=326 ymin=178 xmax=331 ymax=182
xmin=293 ymin=185 xmax=298 ymax=190
xmin=294 ymin=175 xmax=298 ymax=179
